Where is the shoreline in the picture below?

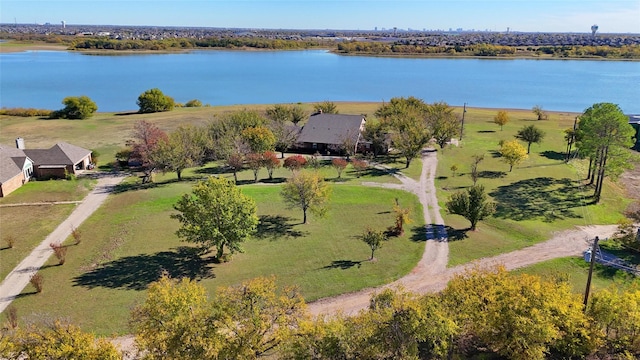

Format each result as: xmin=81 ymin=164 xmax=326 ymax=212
xmin=1 ymin=41 xmax=638 ymax=61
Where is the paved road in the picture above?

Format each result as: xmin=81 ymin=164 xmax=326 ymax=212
xmin=0 ymin=174 xmax=125 ymax=314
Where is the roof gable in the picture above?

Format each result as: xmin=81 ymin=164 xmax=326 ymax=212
xmin=0 ymin=151 xmax=23 ymax=184
xmin=23 ymin=142 xmax=91 ymax=166
xmin=297 ymin=114 xmax=365 ymax=145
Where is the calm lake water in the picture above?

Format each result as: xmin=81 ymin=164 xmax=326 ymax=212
xmin=1 ymin=50 xmax=639 ymax=113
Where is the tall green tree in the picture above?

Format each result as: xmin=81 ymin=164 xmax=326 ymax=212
xmin=362 ymin=120 xmax=390 ymax=157
xmin=50 ymin=95 xmax=98 ymax=119
xmin=152 ymin=125 xmax=208 ymax=181
xmin=576 ymin=102 xmax=635 ymax=202
xmin=137 ymin=88 xmax=175 ymax=113
xmin=516 ymin=124 xmax=545 ymax=153
xmin=445 ymin=184 xmax=495 ymax=231
xmin=377 ymin=97 xmax=431 ymax=167
xmin=172 ymin=177 xmax=258 ymax=259
xmin=425 ymin=101 xmax=460 ymax=149
xmin=207 ymin=110 xmax=267 ymax=160
xmin=281 ymin=171 xmax=330 ymax=224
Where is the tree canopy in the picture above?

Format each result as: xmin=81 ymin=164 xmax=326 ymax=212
xmin=152 ymin=125 xmax=208 ymax=180
xmin=445 ymin=184 xmax=495 ymax=231
xmin=137 ymin=88 xmax=175 ymax=113
xmin=281 ymin=171 xmax=330 ymax=224
xmin=576 ymin=102 xmax=636 ymax=202
xmin=500 ymin=139 xmax=528 ymax=171
xmin=424 ymin=101 xmax=460 ymax=149
xmin=50 ymin=95 xmax=98 ymax=119
xmin=516 ymin=124 xmax=546 ymax=153
xmin=494 ymin=110 xmax=509 ymax=130
xmin=172 ymin=176 xmax=258 ymax=259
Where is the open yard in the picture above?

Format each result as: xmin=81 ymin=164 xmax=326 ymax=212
xmin=9 ymin=179 xmax=424 ymax=335
xmin=0 ymin=178 xmax=95 ymax=280
xmin=1 ymin=103 xmax=637 ymax=336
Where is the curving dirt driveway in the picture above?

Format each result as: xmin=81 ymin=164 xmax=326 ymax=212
xmin=307 ymin=149 xmax=619 ymax=316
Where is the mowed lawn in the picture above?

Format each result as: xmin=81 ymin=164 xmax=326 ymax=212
xmin=10 ymin=179 xmax=425 ymax=335
xmin=0 ymin=178 xmax=95 ymax=280
xmin=435 ymin=108 xmax=632 ymax=266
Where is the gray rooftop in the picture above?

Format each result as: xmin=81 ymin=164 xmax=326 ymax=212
xmin=297 ymin=113 xmax=365 ymax=145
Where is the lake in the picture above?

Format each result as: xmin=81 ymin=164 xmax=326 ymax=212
xmin=1 ymin=50 xmax=639 ymax=113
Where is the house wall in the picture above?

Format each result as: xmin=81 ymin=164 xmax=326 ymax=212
xmin=35 ymin=167 xmax=69 ymax=179
xmin=0 ymin=172 xmax=26 ymax=197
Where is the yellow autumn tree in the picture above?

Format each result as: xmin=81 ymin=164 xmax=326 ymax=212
xmin=493 ymin=110 xmax=510 ymax=130
xmin=500 ymin=139 xmax=528 ymax=172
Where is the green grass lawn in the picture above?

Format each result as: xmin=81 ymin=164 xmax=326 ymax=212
xmin=515 ymin=257 xmax=640 ymax=294
xmin=9 ymin=179 xmax=425 ymax=335
xmin=0 ymin=178 xmax=95 ymax=280
xmin=436 ymin=108 xmax=632 ymax=266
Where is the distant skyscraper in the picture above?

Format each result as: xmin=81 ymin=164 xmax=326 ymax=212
xmin=61 ymin=20 xmax=66 ymax=28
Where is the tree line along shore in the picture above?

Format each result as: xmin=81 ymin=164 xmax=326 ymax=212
xmin=1 ymin=30 xmax=639 ymax=59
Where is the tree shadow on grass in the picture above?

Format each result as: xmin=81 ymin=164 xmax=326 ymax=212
xmin=478 ymin=171 xmax=507 ymax=179
xmin=194 ymin=165 xmax=230 ymax=175
xmin=489 ymin=177 xmax=587 ymax=222
xmin=256 ymin=215 xmax=307 ymax=240
xmin=320 ymin=260 xmax=363 ymax=270
xmin=443 ymin=226 xmax=470 ymax=241
xmin=540 ymin=150 xmax=566 ymax=161
xmin=477 ymin=130 xmax=496 ymax=133
xmin=72 ymin=246 xmax=215 ymax=291
xmin=113 ymin=177 xmax=186 ymax=194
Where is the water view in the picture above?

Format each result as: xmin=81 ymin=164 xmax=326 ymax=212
xmin=1 ymin=49 xmax=639 ymax=113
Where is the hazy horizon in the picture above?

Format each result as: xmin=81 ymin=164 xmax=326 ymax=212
xmin=1 ymin=1 xmax=639 ymax=34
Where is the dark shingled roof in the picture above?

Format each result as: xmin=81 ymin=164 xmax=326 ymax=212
xmin=0 ymin=145 xmax=30 ymax=184
xmin=297 ymin=114 xmax=365 ymax=145
xmin=24 ymin=142 xmax=91 ymax=166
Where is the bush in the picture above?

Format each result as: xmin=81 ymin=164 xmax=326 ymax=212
xmin=283 ymin=155 xmax=307 ymax=172
xmin=4 ymin=235 xmax=16 ymax=249
xmin=30 ymin=273 xmax=44 ymax=293
xmin=5 ymin=305 xmax=18 ymax=329
xmin=185 ymin=99 xmax=203 ymax=107
xmin=49 ymin=96 xmax=98 ymax=120
xmin=137 ymin=88 xmax=175 ymax=113
xmin=49 ymin=243 xmax=67 ymax=265
xmin=0 ymin=107 xmax=53 ymax=117
xmin=71 ymin=227 xmax=82 ymax=245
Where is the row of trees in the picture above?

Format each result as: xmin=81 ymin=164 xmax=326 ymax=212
xmin=370 ymin=97 xmax=461 ymax=167
xmin=5 ymin=268 xmax=638 ymax=359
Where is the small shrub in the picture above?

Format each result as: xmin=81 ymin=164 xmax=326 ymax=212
xmin=4 ymin=235 xmax=16 ymax=249
xmin=185 ymin=99 xmax=203 ymax=107
xmin=283 ymin=155 xmax=307 ymax=172
xmin=5 ymin=305 xmax=18 ymax=329
xmin=351 ymin=159 xmax=368 ymax=177
xmin=332 ymin=158 xmax=348 ymax=178
xmin=50 ymin=243 xmax=67 ymax=265
xmin=71 ymin=227 xmax=82 ymax=245
xmin=30 ymin=273 xmax=44 ymax=293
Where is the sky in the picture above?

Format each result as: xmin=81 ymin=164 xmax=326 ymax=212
xmin=1 ymin=0 xmax=639 ymax=34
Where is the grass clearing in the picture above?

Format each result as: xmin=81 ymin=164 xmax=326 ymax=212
xmin=436 ymin=108 xmax=631 ymax=266
xmin=10 ymin=180 xmax=424 ymax=335
xmin=0 ymin=178 xmax=96 ymax=280
xmin=515 ymin=257 xmax=640 ymax=294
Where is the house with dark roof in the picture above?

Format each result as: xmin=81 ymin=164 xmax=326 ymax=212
xmin=0 ymin=138 xmax=92 ymax=197
xmin=296 ymin=113 xmax=367 ymax=154
xmin=0 ymin=144 xmax=34 ymax=197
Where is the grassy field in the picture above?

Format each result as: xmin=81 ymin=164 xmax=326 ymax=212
xmin=0 ymin=178 xmax=95 ymax=280
xmin=2 ymin=103 xmax=636 ymax=335
xmin=9 ymin=179 xmax=425 ymax=335
xmin=515 ymin=257 xmax=640 ymax=294
xmin=434 ymin=108 xmax=632 ymax=266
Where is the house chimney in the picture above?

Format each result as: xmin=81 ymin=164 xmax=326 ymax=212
xmin=15 ymin=137 xmax=25 ymax=150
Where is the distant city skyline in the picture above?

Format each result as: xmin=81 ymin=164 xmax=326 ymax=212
xmin=1 ymin=0 xmax=639 ymax=34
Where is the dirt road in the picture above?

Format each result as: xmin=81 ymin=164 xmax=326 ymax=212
xmin=0 ymin=174 xmax=125 ymax=314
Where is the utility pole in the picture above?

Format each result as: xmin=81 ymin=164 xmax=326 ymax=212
xmin=459 ymin=102 xmax=467 ymax=140
xmin=583 ymin=236 xmax=600 ymax=311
